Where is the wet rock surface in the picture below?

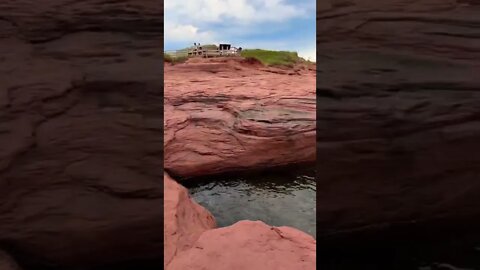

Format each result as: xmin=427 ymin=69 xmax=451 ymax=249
xmin=0 ymin=0 xmax=163 ymax=268
xmin=318 ymin=0 xmax=480 ymax=237
xmin=168 ymin=220 xmax=316 ymax=270
xmin=164 ymin=58 xmax=316 ymax=178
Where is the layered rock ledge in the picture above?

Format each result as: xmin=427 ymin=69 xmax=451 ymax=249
xmin=0 ymin=0 xmax=164 ymax=268
xmin=318 ymin=0 xmax=480 ymax=237
xmin=164 ymin=58 xmax=316 ymax=178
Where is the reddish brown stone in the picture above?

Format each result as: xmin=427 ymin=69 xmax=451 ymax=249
xmin=164 ymin=58 xmax=316 ymax=178
xmin=168 ymin=220 xmax=316 ymax=270
xmin=0 ymin=0 xmax=164 ymax=268
xmin=164 ymin=173 xmax=216 ymax=268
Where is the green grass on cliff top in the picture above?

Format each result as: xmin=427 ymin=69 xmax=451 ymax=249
xmin=240 ymin=49 xmax=304 ymax=67
xmin=165 ymin=45 xmax=312 ymax=67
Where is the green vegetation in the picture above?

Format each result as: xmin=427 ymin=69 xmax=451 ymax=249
xmin=164 ymin=52 xmax=188 ymax=64
xmin=240 ymin=49 xmax=305 ymax=67
xmin=165 ymin=46 xmax=315 ymax=67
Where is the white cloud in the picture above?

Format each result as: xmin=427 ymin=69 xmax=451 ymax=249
xmin=164 ymin=0 xmax=306 ymax=24
xmin=298 ymin=47 xmax=316 ymax=62
xmin=164 ymin=22 xmax=216 ymax=43
xmin=164 ymin=0 xmax=315 ymax=53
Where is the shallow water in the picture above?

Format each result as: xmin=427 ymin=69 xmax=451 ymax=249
xmin=184 ymin=166 xmax=316 ymax=237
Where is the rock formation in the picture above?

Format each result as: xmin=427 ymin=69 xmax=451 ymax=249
xmin=0 ymin=0 xmax=164 ymax=268
xmin=163 ymin=58 xmax=317 ymax=269
xmin=164 ymin=58 xmax=316 ymax=178
xmin=164 ymin=173 xmax=216 ymax=267
xmin=318 ymin=0 xmax=480 ymax=237
xmin=168 ymin=220 xmax=316 ymax=270
xmin=164 ymin=173 xmax=317 ymax=270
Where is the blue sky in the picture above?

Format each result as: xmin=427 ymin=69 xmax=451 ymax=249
xmin=164 ymin=0 xmax=316 ymax=61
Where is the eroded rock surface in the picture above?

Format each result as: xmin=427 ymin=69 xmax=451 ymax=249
xmin=164 ymin=58 xmax=316 ymax=178
xmin=318 ymin=0 xmax=480 ymax=236
xmin=164 ymin=173 xmax=216 ymax=268
xmin=168 ymin=220 xmax=316 ymax=270
xmin=0 ymin=0 xmax=163 ymax=268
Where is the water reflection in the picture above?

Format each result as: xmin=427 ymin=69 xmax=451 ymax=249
xmin=184 ymin=166 xmax=316 ymax=237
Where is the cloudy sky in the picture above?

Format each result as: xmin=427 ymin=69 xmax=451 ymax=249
xmin=164 ymin=0 xmax=316 ymax=61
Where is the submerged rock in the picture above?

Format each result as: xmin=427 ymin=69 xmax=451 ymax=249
xmin=164 ymin=58 xmax=316 ymax=178
xmin=164 ymin=173 xmax=216 ymax=267
xmin=168 ymin=220 xmax=316 ymax=270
